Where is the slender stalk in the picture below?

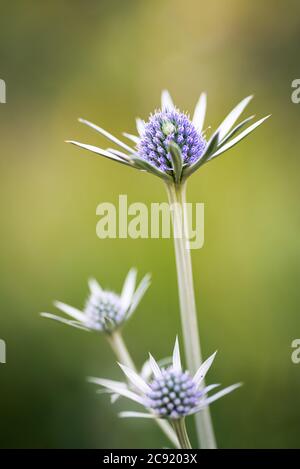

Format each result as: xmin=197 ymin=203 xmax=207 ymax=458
xmin=106 ymin=330 xmax=180 ymax=449
xmin=172 ymin=419 xmax=192 ymax=449
xmin=165 ymin=181 xmax=217 ymax=449
xmin=106 ymin=330 xmax=135 ymax=370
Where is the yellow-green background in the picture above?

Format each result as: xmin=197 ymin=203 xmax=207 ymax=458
xmin=1 ymin=0 xmax=300 ymax=448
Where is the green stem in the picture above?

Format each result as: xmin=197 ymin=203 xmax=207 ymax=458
xmin=172 ymin=419 xmax=192 ymax=449
xmin=106 ymin=330 xmax=180 ymax=449
xmin=165 ymin=181 xmax=217 ymax=449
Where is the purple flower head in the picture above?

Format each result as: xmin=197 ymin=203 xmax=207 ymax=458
xmin=146 ymin=367 xmax=203 ymax=419
xmin=68 ymin=90 xmax=270 ymax=184
xmin=137 ymin=109 xmax=206 ymax=173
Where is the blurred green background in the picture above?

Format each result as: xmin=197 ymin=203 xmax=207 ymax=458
xmin=1 ymin=0 xmax=300 ymax=449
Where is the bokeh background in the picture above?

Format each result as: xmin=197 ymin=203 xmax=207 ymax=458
xmin=1 ymin=0 xmax=300 ymax=449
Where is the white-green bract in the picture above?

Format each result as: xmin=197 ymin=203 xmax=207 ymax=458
xmin=90 ymin=338 xmax=241 ymax=421
xmin=67 ymin=90 xmax=270 ymax=184
xmin=41 ymin=268 xmax=150 ymax=333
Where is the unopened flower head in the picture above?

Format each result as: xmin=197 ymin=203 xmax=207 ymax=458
xmin=67 ymin=90 xmax=270 ymax=184
xmin=41 ymin=268 xmax=150 ymax=334
xmin=90 ymin=337 xmax=241 ymax=421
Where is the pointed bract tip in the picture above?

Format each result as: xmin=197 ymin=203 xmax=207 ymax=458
xmin=65 ymin=140 xmax=80 ymax=145
xmin=148 ymin=352 xmax=158 ymax=362
xmin=53 ymin=300 xmax=62 ymax=308
xmin=40 ymin=312 xmax=49 ymax=318
xmin=86 ymin=376 xmax=98 ymax=384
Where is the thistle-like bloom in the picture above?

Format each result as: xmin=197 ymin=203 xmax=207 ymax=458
xmin=41 ymin=269 xmax=150 ymax=334
xmin=67 ymin=90 xmax=270 ymax=184
xmin=137 ymin=109 xmax=206 ymax=173
xmin=90 ymin=338 xmax=241 ymax=420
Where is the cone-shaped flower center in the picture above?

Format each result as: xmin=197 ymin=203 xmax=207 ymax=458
xmin=137 ymin=109 xmax=206 ymax=173
xmin=146 ymin=368 xmax=202 ymax=419
xmin=84 ymin=292 xmax=125 ymax=332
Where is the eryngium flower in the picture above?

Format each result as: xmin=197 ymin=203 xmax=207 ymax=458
xmin=90 ymin=338 xmax=241 ymax=420
xmin=41 ymin=269 xmax=150 ymax=333
xmin=67 ymin=90 xmax=270 ymax=184
xmin=137 ymin=109 xmax=207 ymax=172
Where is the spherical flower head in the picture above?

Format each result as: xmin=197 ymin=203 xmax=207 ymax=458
xmin=146 ymin=368 xmax=202 ymax=419
xmin=92 ymin=337 xmax=241 ymax=424
xmin=137 ymin=109 xmax=207 ymax=173
xmin=84 ymin=291 xmax=125 ymax=333
xmin=41 ymin=269 xmax=151 ymax=334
